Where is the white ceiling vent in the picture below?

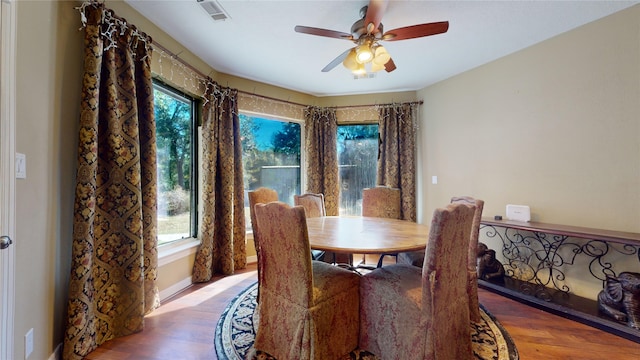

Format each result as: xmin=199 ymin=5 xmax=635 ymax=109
xmin=353 ymin=73 xmax=377 ymax=80
xmin=197 ymin=0 xmax=229 ymax=21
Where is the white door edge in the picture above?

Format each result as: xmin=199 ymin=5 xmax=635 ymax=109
xmin=0 ymin=0 xmax=17 ymax=359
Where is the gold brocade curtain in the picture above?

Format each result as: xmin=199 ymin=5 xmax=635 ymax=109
xmin=192 ymin=82 xmax=246 ymax=281
xmin=377 ymin=103 xmax=418 ymax=221
xmin=64 ymin=3 xmax=159 ymax=359
xmin=304 ymin=107 xmax=340 ymax=215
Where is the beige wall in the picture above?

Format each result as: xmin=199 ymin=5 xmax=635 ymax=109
xmin=417 ymin=5 xmax=640 ymax=298
xmin=13 ymin=0 xmax=640 ymax=358
xmin=14 ymin=1 xmax=82 ymax=359
xmin=10 ymin=1 xmax=416 ymax=358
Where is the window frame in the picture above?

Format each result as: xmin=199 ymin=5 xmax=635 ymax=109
xmin=152 ymin=79 xmax=200 ymax=248
xmin=336 ymin=122 xmax=379 ymax=216
xmin=239 ymin=110 xmax=306 ymax=231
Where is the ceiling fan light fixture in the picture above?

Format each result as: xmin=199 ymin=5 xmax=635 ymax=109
xmin=372 ymin=45 xmax=390 ymax=65
xmin=342 ymin=48 xmax=359 ymax=70
xmin=371 ymin=61 xmax=385 ymax=72
xmin=352 ymin=63 xmax=366 ymax=75
xmin=355 ymin=44 xmax=374 ymax=63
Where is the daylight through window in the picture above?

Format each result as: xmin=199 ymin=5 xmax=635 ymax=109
xmin=153 ymin=82 xmax=197 ymax=245
xmin=240 ymin=113 xmax=302 ymax=230
xmin=337 ymin=124 xmax=379 ymax=216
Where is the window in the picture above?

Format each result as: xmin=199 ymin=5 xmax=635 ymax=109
xmin=240 ymin=113 xmax=302 ymax=229
xmin=153 ymin=81 xmax=197 ymax=245
xmin=337 ymin=124 xmax=379 ymax=216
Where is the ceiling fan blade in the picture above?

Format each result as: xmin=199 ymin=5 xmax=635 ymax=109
xmin=322 ymin=48 xmax=353 ymax=72
xmin=384 ymin=58 xmax=396 ymax=72
xmin=364 ymin=0 xmax=389 ymax=34
xmin=383 ymin=21 xmax=449 ymax=41
xmin=294 ymin=25 xmax=354 ymax=40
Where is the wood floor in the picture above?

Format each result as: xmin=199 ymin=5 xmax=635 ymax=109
xmin=85 ymin=263 xmax=640 ymax=360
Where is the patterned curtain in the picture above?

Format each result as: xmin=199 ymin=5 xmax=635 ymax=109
xmin=377 ymin=103 xmax=418 ymax=221
xmin=304 ymin=107 xmax=339 ymax=216
xmin=64 ymin=4 xmax=159 ymax=359
xmin=192 ymin=82 xmax=246 ymax=282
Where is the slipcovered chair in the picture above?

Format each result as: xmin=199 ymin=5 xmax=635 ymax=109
xmin=397 ymin=196 xmax=485 ymax=322
xmin=248 ymin=187 xmax=279 ymax=299
xmin=362 ymin=186 xmax=401 ymax=219
xmin=359 ymin=202 xmax=476 ymax=360
xmin=361 ymin=186 xmax=402 ymax=268
xmin=294 ymin=193 xmax=327 ymax=261
xmin=294 ymin=193 xmax=326 ymax=218
xmin=253 ymin=202 xmax=360 ymax=360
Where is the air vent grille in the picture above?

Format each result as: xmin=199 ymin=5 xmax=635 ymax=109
xmin=197 ymin=0 xmax=229 ymax=21
xmin=353 ymin=73 xmax=377 ymax=80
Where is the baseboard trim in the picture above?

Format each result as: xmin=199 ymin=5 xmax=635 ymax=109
xmin=49 ymin=343 xmax=61 ymax=360
xmin=246 ymin=255 xmax=257 ymax=264
xmin=160 ymin=276 xmax=193 ymax=302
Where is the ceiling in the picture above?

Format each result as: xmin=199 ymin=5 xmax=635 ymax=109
xmin=126 ymin=0 xmax=639 ymax=97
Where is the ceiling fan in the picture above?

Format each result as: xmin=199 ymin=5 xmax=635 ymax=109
xmin=294 ymin=0 xmax=449 ymax=75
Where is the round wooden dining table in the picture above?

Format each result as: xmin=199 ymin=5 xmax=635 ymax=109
xmin=305 ymin=216 xmax=430 ymax=254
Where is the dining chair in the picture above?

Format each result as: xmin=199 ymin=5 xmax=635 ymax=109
xmin=397 ymin=196 xmax=485 ymax=322
xmin=294 ymin=193 xmax=326 ymax=217
xmin=294 ymin=193 xmax=327 ymax=262
xmin=362 ymin=186 xmax=402 ymax=219
xmin=361 ymin=186 xmax=401 ymax=268
xmin=248 ymin=187 xmax=279 ymax=301
xmin=359 ymin=202 xmax=477 ymax=360
xmin=253 ymin=201 xmax=360 ymax=359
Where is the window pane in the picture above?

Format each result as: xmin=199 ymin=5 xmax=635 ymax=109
xmin=241 ymin=114 xmax=301 ymax=230
xmin=154 ymin=84 xmax=194 ymax=245
xmin=337 ymin=124 xmax=378 ymax=216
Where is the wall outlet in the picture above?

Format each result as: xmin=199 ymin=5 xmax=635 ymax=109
xmin=25 ymin=328 xmax=33 ymax=359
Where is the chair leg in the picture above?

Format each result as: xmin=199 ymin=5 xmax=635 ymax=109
xmin=376 ymin=253 xmax=397 ymax=268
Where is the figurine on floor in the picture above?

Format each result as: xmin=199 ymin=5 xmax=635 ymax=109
xmin=598 ymin=271 xmax=640 ymax=330
xmin=477 ymin=242 xmax=505 ymax=284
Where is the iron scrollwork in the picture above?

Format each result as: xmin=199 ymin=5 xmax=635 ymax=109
xmin=481 ymin=224 xmax=640 ymax=302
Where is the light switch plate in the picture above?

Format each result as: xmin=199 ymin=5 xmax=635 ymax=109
xmin=16 ymin=153 xmax=26 ymax=179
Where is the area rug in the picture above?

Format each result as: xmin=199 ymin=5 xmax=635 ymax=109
xmin=215 ymin=282 xmax=519 ymax=360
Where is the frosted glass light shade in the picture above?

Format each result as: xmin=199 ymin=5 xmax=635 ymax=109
xmin=373 ymin=46 xmax=391 ymax=65
xmin=355 ymin=44 xmax=374 ymax=63
xmin=343 ymin=49 xmax=359 ymax=70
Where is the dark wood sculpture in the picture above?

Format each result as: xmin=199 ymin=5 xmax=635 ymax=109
xmin=598 ymin=271 xmax=640 ymax=330
xmin=477 ymin=242 xmax=505 ymax=284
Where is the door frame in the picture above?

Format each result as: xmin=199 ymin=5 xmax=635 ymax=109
xmin=0 ymin=0 xmax=17 ymax=359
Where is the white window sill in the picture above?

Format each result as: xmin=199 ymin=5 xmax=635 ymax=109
xmin=158 ymin=237 xmax=200 ymax=267
xmin=157 ymin=233 xmax=256 ymax=267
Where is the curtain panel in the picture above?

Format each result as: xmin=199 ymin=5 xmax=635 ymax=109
xmin=304 ymin=107 xmax=340 ymax=216
xmin=192 ymin=82 xmax=246 ymax=282
xmin=64 ymin=4 xmax=159 ymax=359
xmin=377 ymin=104 xmax=418 ymax=221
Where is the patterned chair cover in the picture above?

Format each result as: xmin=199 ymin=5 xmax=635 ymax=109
xmin=248 ymin=187 xmax=279 ymax=298
xmin=362 ymin=186 xmax=402 ymax=267
xmin=294 ymin=193 xmax=327 ymax=261
xmin=359 ymin=203 xmax=476 ymax=360
xmin=397 ymin=196 xmax=485 ymax=322
xmin=294 ymin=193 xmax=327 ymax=218
xmin=362 ymin=186 xmax=401 ymax=219
xmin=253 ymin=202 xmax=360 ymax=359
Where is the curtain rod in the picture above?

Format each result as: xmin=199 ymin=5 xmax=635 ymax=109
xmin=152 ymin=40 xmax=210 ymax=80
xmin=331 ymin=101 xmax=423 ymax=109
xmin=151 ymin=40 xmax=422 ymax=110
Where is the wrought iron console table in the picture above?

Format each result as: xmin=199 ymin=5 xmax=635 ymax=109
xmin=479 ymin=218 xmax=640 ymax=342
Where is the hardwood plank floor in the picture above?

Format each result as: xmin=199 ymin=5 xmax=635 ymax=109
xmin=85 ymin=263 xmax=640 ymax=360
